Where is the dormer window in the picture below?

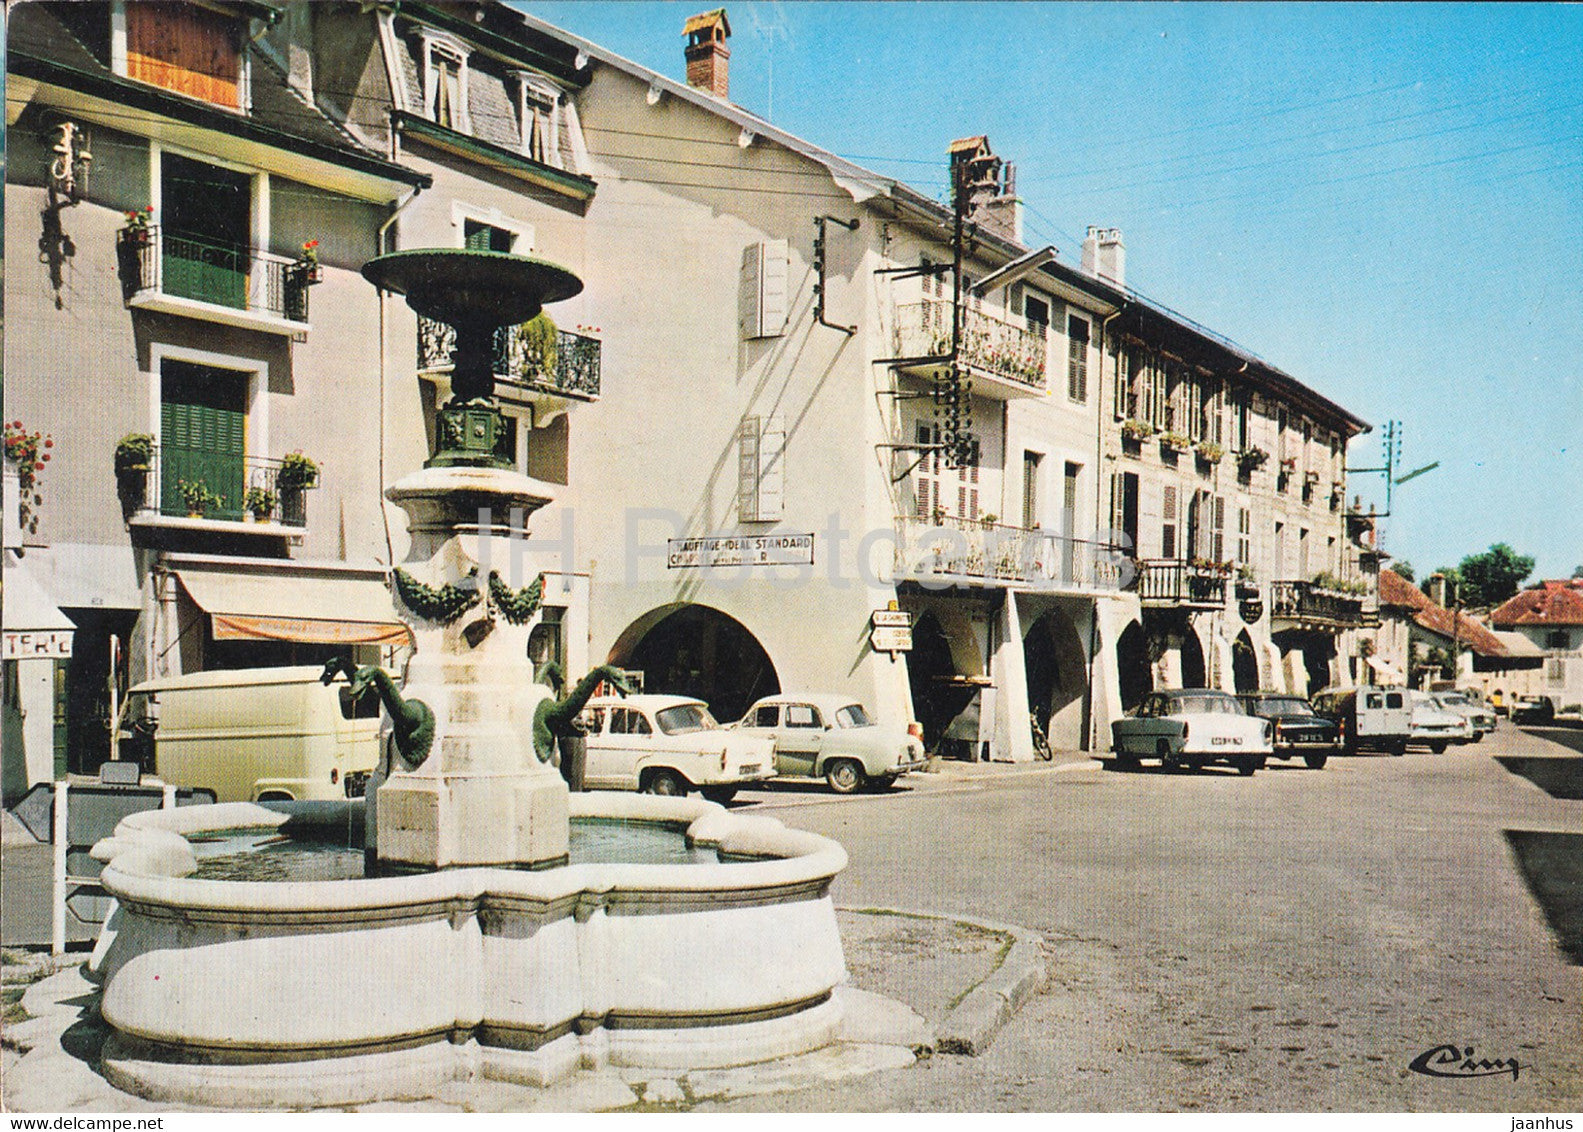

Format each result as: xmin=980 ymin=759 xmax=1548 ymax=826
xmin=119 ymin=1 xmax=247 ymax=111
xmin=420 ymin=33 xmax=471 ymax=132
xmin=515 ymin=73 xmax=588 ymax=173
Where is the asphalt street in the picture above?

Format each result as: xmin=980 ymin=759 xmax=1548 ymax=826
xmin=709 ymin=722 xmax=1583 ymax=1111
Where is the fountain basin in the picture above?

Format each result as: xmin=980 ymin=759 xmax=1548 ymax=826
xmin=88 ymin=795 xmax=848 ymax=1108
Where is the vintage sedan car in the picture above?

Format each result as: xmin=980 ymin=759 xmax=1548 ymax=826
xmin=1240 ymin=693 xmax=1342 ymax=769
xmin=733 ymin=694 xmax=927 ymax=793
xmin=1407 ymin=690 xmax=1473 ymax=753
xmin=579 ymin=695 xmax=775 ymax=802
xmin=1112 ymin=689 xmax=1273 ymax=775
xmin=1429 ymin=690 xmax=1495 ymax=740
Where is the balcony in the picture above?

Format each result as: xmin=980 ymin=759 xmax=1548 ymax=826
xmin=886 ymin=298 xmax=1048 ymax=399
xmin=1136 ymin=560 xmax=1229 ymax=610
xmin=418 ymin=316 xmax=601 ymax=402
xmin=117 ymin=226 xmax=312 ymax=337
xmin=1270 ymin=580 xmax=1368 ymax=630
xmin=894 ymin=515 xmax=1125 ymax=590
xmin=121 ymin=444 xmax=308 ymax=538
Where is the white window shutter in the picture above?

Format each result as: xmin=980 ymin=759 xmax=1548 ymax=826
xmin=741 ymin=240 xmax=788 ymax=339
xmin=756 ymin=414 xmax=785 ymax=521
xmin=738 ymin=417 xmax=762 ymax=521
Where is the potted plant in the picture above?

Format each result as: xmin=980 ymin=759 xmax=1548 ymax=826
xmin=120 ymin=205 xmax=154 ymax=245
xmin=176 ymin=478 xmax=220 ymax=518
xmin=1120 ymin=418 xmax=1154 ymax=442
xmin=1195 ymin=440 xmax=1225 ymax=464
xmin=4 ymin=421 xmax=52 ymax=536
xmin=1236 ymin=446 xmax=1269 ymax=474
xmin=1160 ymin=430 xmax=1192 ymax=454
xmin=278 ymin=451 xmax=318 ymax=525
xmin=243 ymin=486 xmax=277 ymax=522
xmin=114 ymin=432 xmax=153 ymax=513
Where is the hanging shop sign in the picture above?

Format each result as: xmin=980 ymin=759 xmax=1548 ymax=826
xmin=3 ymin=630 xmax=74 ymax=660
xmin=870 ymin=609 xmax=913 ymax=652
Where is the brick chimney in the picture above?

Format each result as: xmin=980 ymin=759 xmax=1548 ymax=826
xmin=684 ymin=9 xmax=730 ymax=99
xmin=1081 ymin=226 xmax=1125 ymax=288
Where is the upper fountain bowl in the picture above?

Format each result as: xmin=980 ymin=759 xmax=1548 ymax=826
xmin=361 ymin=249 xmax=583 ymax=328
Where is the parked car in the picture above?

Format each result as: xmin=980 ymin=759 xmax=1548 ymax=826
xmin=733 ymin=694 xmax=927 ymax=793
xmin=1512 ymin=695 xmax=1556 ymax=724
xmin=1240 ymin=693 xmax=1342 ymax=769
xmin=1111 ymin=689 xmax=1272 ymax=775
xmin=1311 ymin=686 xmax=1412 ymax=755
xmin=578 ymin=695 xmax=775 ymax=802
xmin=123 ymin=666 xmax=381 ymax=802
xmin=1428 ymin=690 xmax=1495 ymax=740
xmin=1408 ymin=690 xmax=1473 ymax=753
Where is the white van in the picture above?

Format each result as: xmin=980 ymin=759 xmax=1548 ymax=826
xmin=123 ymin=666 xmax=381 ymax=802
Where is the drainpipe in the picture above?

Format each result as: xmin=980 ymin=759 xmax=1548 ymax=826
xmin=375 ymin=183 xmax=425 ymax=565
xmin=1087 ymin=304 xmax=1123 ymax=751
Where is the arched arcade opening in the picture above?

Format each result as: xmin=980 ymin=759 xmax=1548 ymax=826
xmin=607 ymin=604 xmax=779 ymax=725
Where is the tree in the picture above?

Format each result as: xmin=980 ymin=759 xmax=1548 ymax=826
xmin=1573 ymin=564 xmax=1583 ymax=579
xmin=1394 ymin=560 xmax=1415 ymax=583
xmin=1457 ymin=543 xmax=1535 ymax=609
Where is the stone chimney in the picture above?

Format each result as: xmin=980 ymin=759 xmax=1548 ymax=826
xmin=948 ymin=136 xmax=1022 ymax=244
xmin=1427 ymin=572 xmax=1451 ymax=608
xmin=684 ymin=9 xmax=731 ymax=99
xmin=1081 ymin=226 xmax=1126 ymax=287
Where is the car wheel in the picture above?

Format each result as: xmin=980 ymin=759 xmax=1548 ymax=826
xmin=1156 ymin=739 xmax=1180 ymax=771
xmin=1115 ymin=749 xmax=1141 ymax=771
xmin=1235 ymin=757 xmax=1258 ymax=776
xmin=1429 ymin=741 xmax=1448 ymax=754
xmin=643 ymin=768 xmax=689 ymax=796
xmin=1391 ymin=739 xmax=1408 ymax=757
xmin=699 ymin=785 xmax=737 ymax=804
xmin=825 ymin=759 xmax=864 ymax=794
xmin=1304 ymin=752 xmax=1328 ymax=770
xmin=865 ymin=775 xmax=898 ymax=793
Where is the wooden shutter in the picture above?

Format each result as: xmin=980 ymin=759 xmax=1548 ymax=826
xmin=1212 ymin=496 xmax=1226 ymax=562
xmin=1162 ymin=485 xmax=1178 ymax=560
xmin=127 ymin=3 xmax=241 ymax=109
xmin=738 ymin=415 xmax=785 ymax=521
xmin=741 ymin=240 xmax=788 ymax=339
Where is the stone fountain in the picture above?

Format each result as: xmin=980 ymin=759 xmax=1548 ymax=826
xmin=85 ymin=249 xmax=850 ymax=1108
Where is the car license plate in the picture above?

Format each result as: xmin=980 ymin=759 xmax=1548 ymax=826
xmin=1211 ymin=736 xmax=1242 ymax=746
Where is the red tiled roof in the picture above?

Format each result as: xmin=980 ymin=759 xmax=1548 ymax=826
xmin=1377 ymin=569 xmax=1509 ymax=656
xmin=1490 ymin=579 xmax=1583 ymax=628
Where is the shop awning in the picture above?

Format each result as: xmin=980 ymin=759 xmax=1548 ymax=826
xmin=2 ymin=551 xmax=75 ymax=658
xmin=174 ymin=568 xmax=411 ymax=646
xmin=1367 ymin=655 xmax=1406 ymax=684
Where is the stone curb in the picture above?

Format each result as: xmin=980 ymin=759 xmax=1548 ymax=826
xmin=840 ymin=906 xmax=1048 ymax=1058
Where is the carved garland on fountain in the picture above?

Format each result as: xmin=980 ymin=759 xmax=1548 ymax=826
xmin=391 ymin=566 xmax=481 ymax=624
xmin=488 ymin=570 xmax=545 ymax=624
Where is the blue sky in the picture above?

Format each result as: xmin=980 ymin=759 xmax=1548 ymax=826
xmin=522 ymin=2 xmax=1583 ymax=582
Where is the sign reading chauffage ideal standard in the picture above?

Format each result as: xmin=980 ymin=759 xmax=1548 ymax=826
xmin=667 ymin=534 xmax=815 ymax=569
xmin=870 ymin=609 xmax=913 ymax=652
xmin=3 ymin=630 xmax=74 ymax=659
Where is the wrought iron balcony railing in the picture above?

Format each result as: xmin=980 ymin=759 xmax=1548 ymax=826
xmin=1136 ymin=559 xmax=1230 ymax=608
xmin=890 ymin=298 xmax=1048 ymax=392
xmin=121 ymin=444 xmax=306 ymax=526
xmin=895 ymin=514 xmax=1126 ymax=590
xmin=1271 ymin=580 xmax=1367 ymax=628
xmin=418 ymin=316 xmax=601 ymax=401
xmin=117 ymin=225 xmax=311 ymax=323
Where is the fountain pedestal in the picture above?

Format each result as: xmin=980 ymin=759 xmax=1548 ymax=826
xmin=375 ymin=464 xmax=569 ymax=871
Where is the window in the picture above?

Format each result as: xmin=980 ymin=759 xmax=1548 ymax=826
xmin=738 ymin=415 xmax=785 ymax=522
xmin=1109 ymin=472 xmax=1139 ymax=554
xmin=1233 ymin=389 xmax=1250 ymax=451
xmin=1162 ymin=485 xmax=1178 ymax=560
xmin=1237 ymin=506 xmax=1251 ymax=566
xmin=1024 ymin=292 xmax=1051 ymax=332
xmin=160 ymin=152 xmax=253 ymax=310
xmin=125 ymin=2 xmax=244 ymax=110
xmin=834 ymin=704 xmax=872 ymax=728
xmin=1546 ymin=629 xmax=1571 ymax=650
xmin=421 ymin=35 xmax=470 ymax=132
xmin=752 ymin=705 xmax=779 ymax=728
xmin=915 ymin=423 xmax=978 ymax=521
xmin=464 ymin=220 xmax=514 ymax=252
xmin=785 ymin=704 xmax=823 ymax=729
xmin=1298 ymin=527 xmax=1311 ymax=578
xmin=1067 ymin=314 xmax=1090 ymax=402
xmin=1274 ymin=520 xmax=1287 ymax=578
xmin=1022 ymin=451 xmax=1042 ymax=529
xmin=1211 ymin=495 xmax=1226 ymax=562
xmin=160 ymin=360 xmax=248 ymax=520
xmin=610 ymin=707 xmax=651 ymax=736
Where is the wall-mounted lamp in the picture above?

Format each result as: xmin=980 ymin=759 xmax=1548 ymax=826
xmin=49 ymin=120 xmax=92 ymax=206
